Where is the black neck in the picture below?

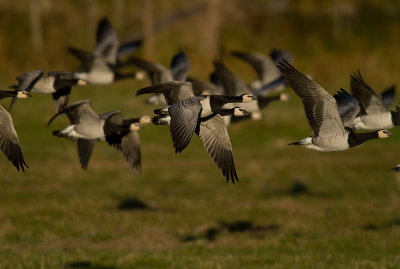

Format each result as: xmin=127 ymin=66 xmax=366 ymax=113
xmin=209 ymin=95 xmax=243 ymax=112
xmin=257 ymin=95 xmax=280 ymax=109
xmin=391 ymin=110 xmax=399 ymax=126
xmin=348 ymin=131 xmax=379 ymax=148
xmin=0 ymin=90 xmax=17 ymax=100
xmin=216 ymin=108 xmax=235 ymax=116
xmin=115 ymin=72 xmax=136 ymax=81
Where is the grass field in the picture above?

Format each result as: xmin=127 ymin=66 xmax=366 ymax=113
xmin=1 ymin=73 xmax=400 ymax=268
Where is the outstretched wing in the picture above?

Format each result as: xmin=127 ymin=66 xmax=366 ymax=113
xmin=170 ymin=51 xmax=190 ymax=81
xmin=381 ymin=85 xmax=396 ymax=109
xmin=128 ymin=56 xmax=173 ymax=84
xmin=197 ymin=114 xmax=238 ymax=183
xmin=47 ymin=100 xmax=100 ymax=126
xmin=212 ymin=59 xmax=250 ymax=96
xmin=277 ymin=60 xmax=345 ymax=137
xmin=0 ymin=105 xmax=28 ymax=171
xmin=94 ymin=18 xmax=119 ymax=65
xmin=77 ymin=139 xmax=96 ymax=169
xmin=15 ymin=68 xmax=44 ymax=91
xmin=333 ymin=88 xmax=361 ymax=129
xmin=168 ymin=97 xmax=202 ymax=153
xmin=231 ymin=51 xmax=280 ymax=84
xmin=350 ymin=70 xmax=387 ymax=115
xmin=136 ymin=81 xmax=195 ymax=105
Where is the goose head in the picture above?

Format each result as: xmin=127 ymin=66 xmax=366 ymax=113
xmin=135 ymin=71 xmax=146 ymax=81
xmin=201 ymin=90 xmax=212 ymax=95
xmin=139 ymin=115 xmax=152 ymax=125
xmin=377 ymin=130 xmax=392 ymax=139
xmin=241 ymin=93 xmax=257 ymax=103
xmin=77 ymin=79 xmax=88 ymax=86
xmin=280 ymin=93 xmax=290 ymax=101
xmin=17 ymin=91 xmax=32 ymax=98
xmin=233 ymin=107 xmax=249 ymax=117
xmin=130 ymin=122 xmax=142 ymax=131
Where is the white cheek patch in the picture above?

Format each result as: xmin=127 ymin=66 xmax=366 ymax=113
xmin=251 ymin=112 xmax=262 ymax=120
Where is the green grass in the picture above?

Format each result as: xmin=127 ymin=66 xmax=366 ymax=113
xmin=0 ymin=77 xmax=400 ymax=268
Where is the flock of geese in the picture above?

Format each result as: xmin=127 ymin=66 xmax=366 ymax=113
xmin=1 ymin=18 xmax=399 ymax=182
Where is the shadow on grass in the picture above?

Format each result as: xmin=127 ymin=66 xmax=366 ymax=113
xmin=64 ymin=261 xmax=115 ymax=269
xmin=117 ymin=197 xmax=153 ymax=211
xmin=179 ymin=220 xmax=280 ymax=242
xmin=263 ymin=179 xmax=336 ymax=199
xmin=362 ymin=217 xmax=400 ymax=231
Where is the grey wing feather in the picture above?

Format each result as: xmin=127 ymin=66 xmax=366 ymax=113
xmin=15 ymin=68 xmax=44 ymax=91
xmin=168 ymin=97 xmax=202 ymax=153
xmin=231 ymin=51 xmax=280 ymax=84
xmin=94 ymin=18 xmax=119 ymax=65
xmin=47 ymin=100 xmax=100 ymax=126
xmin=170 ymin=51 xmax=190 ymax=81
xmin=197 ymin=115 xmax=238 ymax=183
xmin=99 ymin=110 xmax=122 ymax=121
xmin=381 ymin=85 xmax=396 ymax=109
xmin=333 ymin=88 xmax=361 ymax=128
xmin=187 ymin=76 xmax=223 ymax=95
xmin=136 ymin=81 xmax=195 ymax=105
xmin=212 ymin=59 xmax=250 ymax=96
xmin=120 ymin=131 xmax=141 ymax=174
xmin=0 ymin=106 xmax=28 ymax=171
xmin=128 ymin=57 xmax=173 ymax=84
xmin=67 ymin=47 xmax=94 ymax=71
xmin=277 ymin=60 xmax=345 ymax=137
xmin=77 ymin=139 xmax=96 ymax=169
xmin=350 ymin=71 xmax=387 ymax=115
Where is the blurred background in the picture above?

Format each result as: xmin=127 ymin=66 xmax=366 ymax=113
xmin=1 ymin=1 xmax=400 ymax=268
xmin=1 ymin=0 xmax=399 ymax=85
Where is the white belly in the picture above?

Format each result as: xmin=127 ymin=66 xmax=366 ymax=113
xmin=32 ymin=77 xmax=56 ymax=93
xmin=354 ymin=112 xmax=393 ymax=130
xmin=87 ymin=71 xmax=114 ymax=85
xmin=297 ymin=134 xmax=349 ymax=152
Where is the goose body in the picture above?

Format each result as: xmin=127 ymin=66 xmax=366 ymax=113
xmin=213 ymin=59 xmax=290 ymax=124
xmin=136 ymin=81 xmax=256 ymax=182
xmin=12 ymin=69 xmax=87 ymax=112
xmin=277 ymin=60 xmax=391 ymax=152
xmin=0 ymin=90 xmax=31 ymax=171
xmin=68 ymin=18 xmax=141 ymax=85
xmin=128 ymin=51 xmax=190 ymax=105
xmin=353 ymin=111 xmax=395 ymax=130
xmin=336 ymin=71 xmax=399 ymax=131
xmin=231 ymin=49 xmax=291 ymax=91
xmin=48 ymin=100 xmax=149 ymax=172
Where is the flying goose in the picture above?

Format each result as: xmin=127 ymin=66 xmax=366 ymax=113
xmin=68 ymin=18 xmax=142 ymax=68
xmin=336 ymin=71 xmax=399 ymax=130
xmin=231 ymin=49 xmax=291 ymax=92
xmin=0 ymin=90 xmax=31 ymax=171
xmin=186 ymin=75 xmax=224 ymax=96
xmin=69 ymin=18 xmax=142 ymax=85
xmin=212 ymin=59 xmax=261 ymax=120
xmin=136 ymin=81 xmax=256 ymax=183
xmin=213 ymin=59 xmax=289 ymax=124
xmin=10 ymin=69 xmax=87 ymax=112
xmin=48 ymin=100 xmax=149 ymax=173
xmin=277 ymin=60 xmax=392 ymax=152
xmin=128 ymin=51 xmax=190 ymax=105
